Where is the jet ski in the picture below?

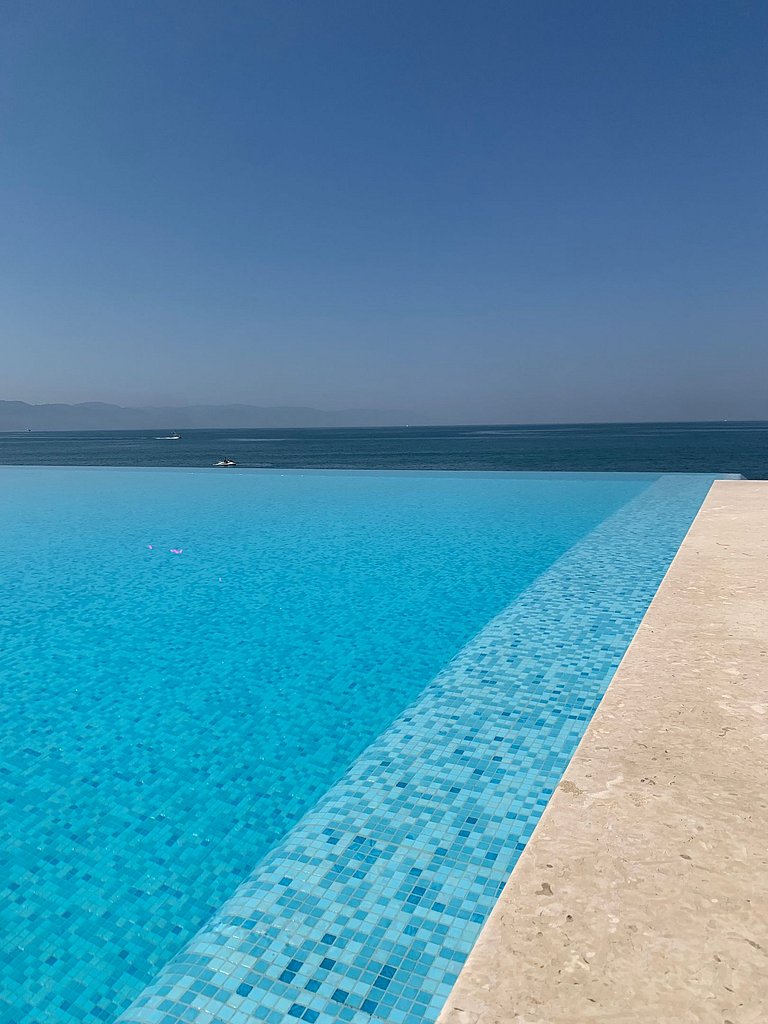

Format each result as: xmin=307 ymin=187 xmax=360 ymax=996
xmin=213 ymin=458 xmax=237 ymax=467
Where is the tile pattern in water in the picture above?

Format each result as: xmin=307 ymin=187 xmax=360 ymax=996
xmin=118 ymin=474 xmax=716 ymax=1024
xmin=2 ymin=469 xmax=647 ymax=1024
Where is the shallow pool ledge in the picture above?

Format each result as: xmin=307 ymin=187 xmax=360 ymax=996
xmin=437 ymin=479 xmax=768 ymax=1024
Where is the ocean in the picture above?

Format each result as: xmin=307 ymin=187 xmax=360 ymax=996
xmin=0 ymin=421 xmax=765 ymax=476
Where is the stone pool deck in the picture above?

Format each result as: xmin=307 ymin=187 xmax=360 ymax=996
xmin=437 ymin=479 xmax=768 ymax=1024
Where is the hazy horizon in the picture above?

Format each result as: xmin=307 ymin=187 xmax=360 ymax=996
xmin=1 ymin=396 xmax=766 ymax=431
xmin=2 ymin=2 xmax=766 ymax=423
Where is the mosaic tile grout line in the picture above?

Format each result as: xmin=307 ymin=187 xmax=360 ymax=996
xmin=116 ymin=474 xmax=720 ymax=1024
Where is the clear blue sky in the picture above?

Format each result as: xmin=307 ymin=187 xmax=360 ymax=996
xmin=1 ymin=0 xmax=766 ymax=422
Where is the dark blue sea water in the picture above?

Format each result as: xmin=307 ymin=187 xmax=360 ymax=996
xmin=0 ymin=421 xmax=766 ymax=476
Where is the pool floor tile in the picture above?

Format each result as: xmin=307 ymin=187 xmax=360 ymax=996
xmin=117 ymin=474 xmax=717 ymax=1024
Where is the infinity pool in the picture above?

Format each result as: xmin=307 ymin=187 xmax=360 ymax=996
xmin=0 ymin=469 xmax=716 ymax=1023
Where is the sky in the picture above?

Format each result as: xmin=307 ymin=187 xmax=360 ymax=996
xmin=0 ymin=0 xmax=766 ymax=424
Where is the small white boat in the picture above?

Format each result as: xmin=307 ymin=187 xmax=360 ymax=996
xmin=213 ymin=458 xmax=237 ymax=467
xmin=156 ymin=431 xmax=181 ymax=440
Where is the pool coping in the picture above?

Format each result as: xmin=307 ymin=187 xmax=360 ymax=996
xmin=436 ymin=479 xmax=768 ymax=1023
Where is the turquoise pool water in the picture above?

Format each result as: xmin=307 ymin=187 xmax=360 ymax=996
xmin=0 ymin=469 xmax=704 ymax=1023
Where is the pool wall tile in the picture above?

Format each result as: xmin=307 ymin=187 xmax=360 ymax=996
xmin=117 ymin=474 xmax=716 ymax=1024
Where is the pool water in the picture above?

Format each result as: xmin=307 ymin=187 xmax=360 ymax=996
xmin=0 ymin=469 xmax=700 ymax=1022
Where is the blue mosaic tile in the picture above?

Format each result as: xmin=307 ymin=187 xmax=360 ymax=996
xmin=3 ymin=468 xmax=662 ymax=1023
xmin=117 ymin=474 xmax=719 ymax=1024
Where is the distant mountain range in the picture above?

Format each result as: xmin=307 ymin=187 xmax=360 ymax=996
xmin=0 ymin=400 xmax=407 ymax=431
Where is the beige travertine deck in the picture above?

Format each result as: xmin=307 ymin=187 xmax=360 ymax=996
xmin=438 ymin=479 xmax=768 ymax=1024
